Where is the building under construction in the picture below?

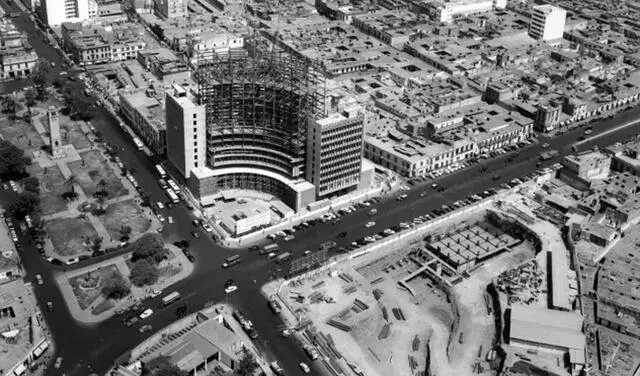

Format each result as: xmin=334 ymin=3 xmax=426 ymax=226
xmin=189 ymin=38 xmax=328 ymax=210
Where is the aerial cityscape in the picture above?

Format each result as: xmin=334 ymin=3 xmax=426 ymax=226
xmin=1 ymin=0 xmax=640 ymax=375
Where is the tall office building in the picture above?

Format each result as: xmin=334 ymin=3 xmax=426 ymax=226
xmin=39 ymin=0 xmax=89 ymax=26
xmin=164 ymin=39 xmax=371 ymax=211
xmin=165 ymin=84 xmax=206 ymax=179
xmin=529 ymin=4 xmax=567 ymax=42
xmin=306 ymin=106 xmax=364 ymax=199
xmin=155 ymin=0 xmax=188 ymax=19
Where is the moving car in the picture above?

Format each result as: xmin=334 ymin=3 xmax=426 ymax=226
xmin=300 ymin=362 xmax=310 ymax=374
xmin=156 ymin=202 xmax=164 ymax=210
xmin=35 ymin=274 xmax=43 ymax=285
xmin=54 ymin=357 xmax=63 ymax=369
xmin=46 ymin=301 xmax=54 ymax=311
xmin=139 ymin=308 xmax=154 ymax=320
xmin=365 ymin=221 xmax=375 ymax=228
xmin=150 ymin=289 xmax=162 ymax=298
xmin=224 ymin=285 xmax=238 ymax=294
xmin=191 ymin=230 xmax=200 ymax=239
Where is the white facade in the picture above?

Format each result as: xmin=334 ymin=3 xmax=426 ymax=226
xmin=432 ymin=0 xmax=497 ymax=23
xmin=529 ymin=4 xmax=567 ymax=42
xmin=187 ymin=32 xmax=244 ymax=65
xmin=40 ymin=0 xmax=89 ymax=26
xmin=165 ymin=84 xmax=206 ymax=179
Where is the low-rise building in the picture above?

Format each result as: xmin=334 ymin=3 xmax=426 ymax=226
xmin=61 ymin=22 xmax=146 ymax=66
xmin=119 ymin=89 xmax=166 ymax=154
xmin=558 ymin=151 xmax=611 ymax=190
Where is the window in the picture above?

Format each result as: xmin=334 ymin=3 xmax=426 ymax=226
xmin=194 ymin=142 xmax=197 ymax=146
xmin=193 ymin=121 xmax=197 ymax=125
xmin=194 ymin=135 xmax=197 ymax=139
xmin=194 ymin=162 xmax=198 ymax=167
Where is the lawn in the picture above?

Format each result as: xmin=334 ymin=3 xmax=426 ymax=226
xmin=102 ymin=199 xmax=151 ymax=240
xmin=0 ymin=117 xmax=44 ymax=155
xmin=67 ymin=150 xmax=128 ymax=198
xmin=60 ymin=118 xmax=91 ymax=150
xmin=68 ymin=264 xmax=126 ymax=310
xmin=45 ymin=216 xmax=99 ymax=256
xmin=28 ymin=164 xmax=68 ymax=216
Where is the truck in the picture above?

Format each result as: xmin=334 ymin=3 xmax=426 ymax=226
xmin=261 ymin=243 xmax=279 ymax=255
xmin=232 ymin=310 xmax=258 ymax=339
xmin=270 ymin=361 xmax=285 ymax=376
xmin=303 ymin=345 xmax=319 ymax=360
xmin=275 ymin=252 xmax=291 ymax=264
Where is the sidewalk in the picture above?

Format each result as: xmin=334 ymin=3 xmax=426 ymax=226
xmin=55 ymin=244 xmax=194 ymax=324
xmin=214 ymin=183 xmax=388 ymax=248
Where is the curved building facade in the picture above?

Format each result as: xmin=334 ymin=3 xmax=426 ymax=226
xmin=195 ymin=43 xmax=325 ymax=180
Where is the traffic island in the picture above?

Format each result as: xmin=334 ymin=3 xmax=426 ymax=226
xmin=55 ymin=239 xmax=194 ymax=324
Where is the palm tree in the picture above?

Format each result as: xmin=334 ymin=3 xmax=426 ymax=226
xmin=65 ymin=175 xmax=77 ymax=194
xmin=97 ymin=179 xmax=107 ymax=194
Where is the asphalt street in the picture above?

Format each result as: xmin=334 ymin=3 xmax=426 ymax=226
xmin=2 ymin=4 xmax=640 ymax=376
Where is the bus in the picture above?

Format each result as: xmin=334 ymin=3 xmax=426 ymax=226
xmin=155 ymin=164 xmax=167 ymax=178
xmin=165 ymin=188 xmax=179 ymax=204
xmin=260 ymin=243 xmax=279 ymax=255
xmin=133 ymin=137 xmax=144 ymax=151
xmin=167 ymin=179 xmax=181 ymax=194
xmin=161 ymin=291 xmax=181 ymax=306
xmin=222 ymin=255 xmax=242 ymax=268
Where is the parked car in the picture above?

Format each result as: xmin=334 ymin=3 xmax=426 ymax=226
xmin=138 ymin=325 xmax=153 ymax=333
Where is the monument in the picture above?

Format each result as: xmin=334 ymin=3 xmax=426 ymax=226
xmin=48 ymin=106 xmax=65 ymax=158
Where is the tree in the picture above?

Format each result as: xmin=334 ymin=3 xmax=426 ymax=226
xmin=141 ymin=356 xmax=187 ymax=376
xmin=129 ymin=259 xmax=159 ymax=287
xmin=0 ymin=140 xmax=31 ymax=181
xmin=140 ymin=192 xmax=152 ymax=207
xmin=65 ymin=174 xmax=77 ymax=194
xmin=24 ymin=88 xmax=37 ymax=108
xmin=21 ymin=176 xmax=40 ymax=194
xmin=97 ymin=179 xmax=108 ymax=194
xmin=90 ymin=237 xmax=103 ymax=252
xmin=1 ymin=96 xmax=17 ymax=119
xmin=234 ymin=350 xmax=258 ymax=376
xmin=130 ymin=234 xmax=167 ymax=264
xmin=120 ymin=225 xmax=132 ymax=241
xmin=31 ymin=61 xmax=51 ymax=100
xmin=10 ymin=191 xmax=40 ymax=219
xmin=101 ymin=274 xmax=130 ymax=300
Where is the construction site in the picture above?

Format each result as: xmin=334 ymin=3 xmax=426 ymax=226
xmin=193 ymin=37 xmax=325 ymax=185
xmin=268 ymin=208 xmax=537 ymax=376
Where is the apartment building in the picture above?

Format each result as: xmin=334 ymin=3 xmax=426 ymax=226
xmin=529 ymin=4 xmax=566 ymax=42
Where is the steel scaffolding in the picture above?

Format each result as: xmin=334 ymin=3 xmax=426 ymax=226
xmin=194 ymin=38 xmax=326 ymax=179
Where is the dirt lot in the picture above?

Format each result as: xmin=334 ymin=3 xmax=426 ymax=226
xmin=45 ymin=216 xmax=99 ymax=256
xmin=102 ymin=199 xmax=151 ymax=239
xmin=28 ymin=164 xmax=69 ymax=216
xmin=280 ymin=221 xmax=536 ymax=376
xmin=67 ymin=150 xmax=128 ymax=198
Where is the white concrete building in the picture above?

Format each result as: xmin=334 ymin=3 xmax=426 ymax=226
xmin=165 ymin=84 xmax=207 ymax=179
xmin=429 ymin=0 xmax=505 ymax=24
xmin=529 ymin=4 xmax=566 ymax=42
xmin=39 ymin=0 xmax=89 ymax=27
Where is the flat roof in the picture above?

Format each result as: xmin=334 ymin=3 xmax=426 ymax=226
xmin=510 ymin=305 xmax=585 ymax=350
xmin=549 ymin=246 xmax=571 ymax=311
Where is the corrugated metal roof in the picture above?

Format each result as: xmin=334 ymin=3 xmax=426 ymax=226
xmin=510 ymin=305 xmax=585 ymax=350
